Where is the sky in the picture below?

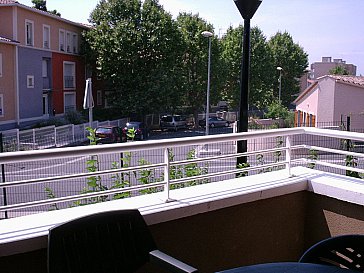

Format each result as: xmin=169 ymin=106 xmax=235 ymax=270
xmin=20 ymin=0 xmax=364 ymax=75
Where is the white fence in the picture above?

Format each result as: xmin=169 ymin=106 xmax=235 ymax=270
xmin=0 ymin=118 xmax=128 ymax=151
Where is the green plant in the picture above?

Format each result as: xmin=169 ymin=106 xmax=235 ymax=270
xmin=307 ymin=149 xmax=318 ymax=169
xmin=127 ymin=127 xmax=136 ymax=141
xmin=237 ymin=162 xmax=250 ymax=177
xmin=343 ymin=139 xmax=362 ymax=179
xmin=45 ymin=186 xmax=59 ymax=210
xmin=265 ymin=101 xmax=290 ymax=120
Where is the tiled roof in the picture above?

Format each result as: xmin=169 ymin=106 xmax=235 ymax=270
xmin=0 ymin=36 xmax=19 ymax=44
xmin=328 ymin=75 xmax=364 ymax=87
xmin=0 ymin=0 xmax=17 ymax=4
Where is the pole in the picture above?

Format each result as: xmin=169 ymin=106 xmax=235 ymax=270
xmin=237 ymin=18 xmax=251 ymax=166
xmin=0 ymin=133 xmax=8 ymax=219
xmin=279 ymin=69 xmax=282 ymax=104
xmin=205 ymin=37 xmax=212 ymax=136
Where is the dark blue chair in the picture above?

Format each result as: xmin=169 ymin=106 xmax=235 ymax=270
xmin=299 ymin=234 xmax=364 ymax=272
xmin=48 ymin=209 xmax=198 ymax=273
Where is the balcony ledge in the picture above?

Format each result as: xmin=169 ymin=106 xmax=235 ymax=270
xmin=1 ymin=166 xmax=364 ymax=257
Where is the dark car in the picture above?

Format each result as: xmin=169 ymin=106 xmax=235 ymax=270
xmin=122 ymin=122 xmax=149 ymax=141
xmin=199 ymin=117 xmax=230 ymax=128
xmin=95 ymin=126 xmax=122 ymax=144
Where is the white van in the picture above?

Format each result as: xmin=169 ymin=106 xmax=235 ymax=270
xmin=160 ymin=115 xmax=187 ymax=131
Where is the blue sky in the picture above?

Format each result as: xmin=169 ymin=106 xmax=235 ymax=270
xmin=21 ymin=0 xmax=364 ymax=75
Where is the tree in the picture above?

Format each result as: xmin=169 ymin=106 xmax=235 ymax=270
xmin=176 ymin=13 xmax=218 ymax=124
xmin=85 ymin=0 xmax=184 ymax=117
xmin=220 ymin=25 xmax=275 ymax=110
xmin=31 ymin=0 xmax=61 ymax=16
xmin=268 ymin=31 xmax=308 ymax=107
xmin=329 ymin=65 xmax=349 ymax=75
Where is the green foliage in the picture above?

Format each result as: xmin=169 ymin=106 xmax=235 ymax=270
xmin=344 ymin=140 xmax=362 ymax=178
xmin=237 ymin=162 xmax=250 ymax=177
xmin=64 ymin=110 xmax=85 ymax=125
xmin=268 ymin=31 xmax=308 ymax=107
xmin=126 ymin=128 xmax=136 ymax=141
xmin=265 ymin=101 xmax=290 ymax=120
xmin=85 ymin=0 xmax=185 ymax=116
xmin=31 ymin=0 xmax=61 ymax=16
xmin=307 ymin=149 xmax=318 ymax=169
xmin=86 ymin=126 xmax=99 ymax=145
xmin=329 ymin=65 xmax=349 ymax=75
xmin=220 ymin=26 xmax=275 ymax=110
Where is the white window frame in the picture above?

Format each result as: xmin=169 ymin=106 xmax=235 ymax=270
xmin=66 ymin=31 xmax=71 ymax=53
xmin=72 ymin=33 xmax=78 ymax=54
xmin=27 ymin=75 xmax=34 ymax=88
xmin=43 ymin=24 xmax=50 ymax=49
xmin=42 ymin=59 xmax=48 ymax=78
xmin=0 ymin=53 xmax=2 ymax=77
xmin=25 ymin=19 xmax=34 ymax=46
xmin=42 ymin=94 xmax=49 ymax=116
xmin=97 ymin=90 xmax=102 ymax=106
xmin=63 ymin=61 xmax=76 ymax=90
xmin=63 ymin=92 xmax=76 ymax=113
xmin=0 ymin=94 xmax=4 ymax=117
xmin=59 ymin=29 xmax=65 ymax=52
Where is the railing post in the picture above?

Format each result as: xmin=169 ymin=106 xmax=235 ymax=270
xmin=72 ymin=124 xmax=75 ymax=143
xmin=33 ymin=129 xmax=36 ymax=150
xmin=16 ymin=129 xmax=20 ymax=151
xmin=164 ymin=147 xmax=172 ymax=202
xmin=54 ymin=126 xmax=57 ymax=147
xmin=285 ymin=135 xmax=292 ymax=177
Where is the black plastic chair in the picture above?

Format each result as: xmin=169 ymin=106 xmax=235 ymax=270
xmin=48 ymin=209 xmax=198 ymax=273
xmin=299 ymin=234 xmax=364 ymax=272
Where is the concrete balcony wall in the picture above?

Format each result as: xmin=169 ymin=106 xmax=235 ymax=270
xmin=1 ymin=190 xmax=364 ymax=273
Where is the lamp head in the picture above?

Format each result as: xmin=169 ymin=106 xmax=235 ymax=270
xmin=277 ymin=66 xmax=283 ymax=71
xmin=234 ymin=0 xmax=262 ymax=19
xmin=201 ymin=31 xmax=213 ymax=38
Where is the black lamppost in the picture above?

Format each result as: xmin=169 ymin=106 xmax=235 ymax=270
xmin=234 ymin=0 xmax=262 ymax=166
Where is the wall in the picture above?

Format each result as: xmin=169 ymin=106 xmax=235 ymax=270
xmin=0 ymin=43 xmax=17 ymax=129
xmin=1 ymin=191 xmax=364 ymax=273
xmin=316 ymin=77 xmax=336 ymax=124
xmin=0 ymin=6 xmax=14 ymax=40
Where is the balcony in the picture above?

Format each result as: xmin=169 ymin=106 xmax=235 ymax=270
xmin=0 ymin=127 xmax=364 ymax=273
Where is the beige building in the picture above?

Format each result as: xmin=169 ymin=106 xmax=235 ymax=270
xmin=311 ymin=57 xmax=357 ymax=79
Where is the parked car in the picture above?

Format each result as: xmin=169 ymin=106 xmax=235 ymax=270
xmin=199 ymin=117 xmax=230 ymax=128
xmin=160 ymin=115 xmax=187 ymax=131
xmin=122 ymin=122 xmax=149 ymax=141
xmin=95 ymin=126 xmax=122 ymax=144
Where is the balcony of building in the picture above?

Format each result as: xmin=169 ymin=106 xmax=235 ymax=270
xmin=0 ymin=127 xmax=363 ymax=273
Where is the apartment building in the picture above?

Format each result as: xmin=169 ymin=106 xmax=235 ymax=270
xmin=0 ymin=0 xmax=89 ymax=130
xmin=310 ymin=57 xmax=357 ymax=79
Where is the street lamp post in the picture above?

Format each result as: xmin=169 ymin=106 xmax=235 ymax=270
xmin=202 ymin=30 xmax=213 ymax=136
xmin=234 ymin=0 xmax=263 ymax=166
xmin=277 ymin=66 xmax=283 ymax=104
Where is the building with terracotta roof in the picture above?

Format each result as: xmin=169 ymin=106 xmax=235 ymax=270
xmin=293 ymin=75 xmax=364 ymax=128
xmin=0 ymin=0 xmax=91 ymax=129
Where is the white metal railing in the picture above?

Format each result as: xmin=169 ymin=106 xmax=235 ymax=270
xmin=1 ymin=127 xmax=364 ymax=218
xmin=0 ymin=118 xmax=128 ymax=151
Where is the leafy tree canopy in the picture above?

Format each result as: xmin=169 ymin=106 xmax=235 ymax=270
xmin=85 ymin=0 xmax=185 ymax=117
xmin=31 ymin=0 xmax=61 ymax=16
xmin=329 ymin=65 xmax=349 ymax=75
xmin=268 ymin=31 xmax=308 ymax=107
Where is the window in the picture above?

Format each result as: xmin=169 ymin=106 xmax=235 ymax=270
xmin=59 ymin=29 xmax=65 ymax=51
xmin=63 ymin=62 xmax=75 ymax=89
xmin=0 ymin=53 xmax=2 ymax=77
xmin=42 ymin=94 xmax=49 ymax=116
xmin=0 ymin=94 xmax=3 ymax=117
xmin=66 ymin=32 xmax=71 ymax=53
xmin=25 ymin=20 xmax=34 ymax=46
xmin=42 ymin=59 xmax=48 ymax=78
xmin=72 ymin=33 xmax=78 ymax=53
xmin=64 ymin=92 xmax=76 ymax=112
xmin=43 ymin=25 xmax=50 ymax=49
xmin=97 ymin=90 xmax=102 ymax=106
xmin=27 ymin=75 xmax=34 ymax=88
